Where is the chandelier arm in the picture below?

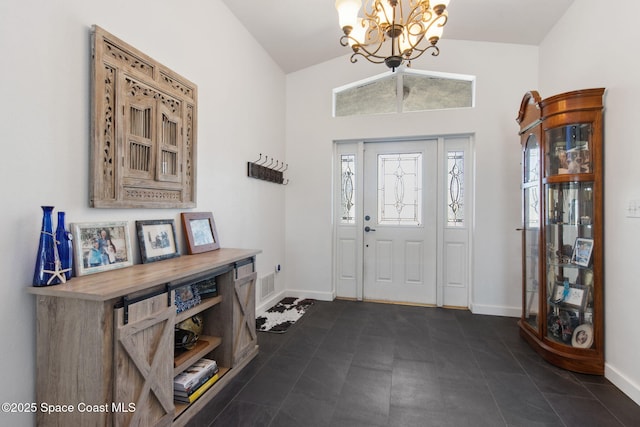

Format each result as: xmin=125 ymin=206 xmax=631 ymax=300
xmin=350 ymin=51 xmax=387 ymax=65
xmin=406 ymin=44 xmax=440 ymax=61
xmin=354 ymin=40 xmax=392 ymax=62
xmin=340 ymin=29 xmax=387 ymax=64
xmin=402 ymin=12 xmax=448 ymax=58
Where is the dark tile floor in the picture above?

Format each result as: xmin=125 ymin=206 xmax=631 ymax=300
xmin=187 ymin=299 xmax=640 ymax=427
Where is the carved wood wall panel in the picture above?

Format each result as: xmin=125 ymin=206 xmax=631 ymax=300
xmin=91 ymin=25 xmax=197 ymax=208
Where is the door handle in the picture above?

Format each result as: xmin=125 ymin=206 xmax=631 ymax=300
xmin=364 ymin=226 xmax=376 ymax=232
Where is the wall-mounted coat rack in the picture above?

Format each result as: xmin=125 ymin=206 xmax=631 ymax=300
xmin=247 ymin=154 xmax=289 ymax=185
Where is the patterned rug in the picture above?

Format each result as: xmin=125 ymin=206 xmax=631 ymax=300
xmin=256 ymin=297 xmax=315 ymax=333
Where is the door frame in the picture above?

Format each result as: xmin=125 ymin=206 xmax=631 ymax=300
xmin=333 ymin=135 xmax=474 ymax=307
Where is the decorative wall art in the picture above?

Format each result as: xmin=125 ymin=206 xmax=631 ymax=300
xmin=90 ymin=25 xmax=198 ymax=208
xmin=70 ymin=221 xmax=133 ymax=276
xmin=136 ymin=219 xmax=180 ymax=263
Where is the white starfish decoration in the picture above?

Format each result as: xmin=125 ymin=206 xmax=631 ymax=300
xmin=41 ymin=231 xmax=71 ymax=285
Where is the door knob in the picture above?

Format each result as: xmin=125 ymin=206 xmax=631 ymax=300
xmin=364 ymin=226 xmax=376 ymax=232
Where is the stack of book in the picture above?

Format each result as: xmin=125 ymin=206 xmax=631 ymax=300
xmin=174 ymin=358 xmax=219 ymax=404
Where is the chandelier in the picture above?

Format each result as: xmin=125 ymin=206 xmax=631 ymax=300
xmin=335 ymin=0 xmax=450 ymax=70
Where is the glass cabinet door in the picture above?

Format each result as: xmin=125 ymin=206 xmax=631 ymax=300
xmin=522 ymin=135 xmax=540 ymax=330
xmin=545 ymin=182 xmax=594 ymax=348
xmin=545 ymin=124 xmax=593 ymax=176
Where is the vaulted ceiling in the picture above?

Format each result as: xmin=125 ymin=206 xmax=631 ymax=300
xmin=221 ymin=0 xmax=575 ymax=74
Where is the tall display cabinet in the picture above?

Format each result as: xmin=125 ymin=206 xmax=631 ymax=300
xmin=516 ymin=88 xmax=605 ymax=375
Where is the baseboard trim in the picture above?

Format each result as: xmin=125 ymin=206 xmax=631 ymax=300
xmin=256 ymin=291 xmax=286 ymax=316
xmin=605 ymin=363 xmax=640 ymax=406
xmin=470 ymin=303 xmax=520 ymax=318
xmin=286 ymin=289 xmax=335 ymax=301
xmin=256 ymin=289 xmax=334 ymax=316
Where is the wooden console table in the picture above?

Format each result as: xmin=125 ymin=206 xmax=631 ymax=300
xmin=28 ymin=248 xmax=260 ymax=426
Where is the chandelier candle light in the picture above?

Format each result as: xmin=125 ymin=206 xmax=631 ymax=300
xmin=336 ymin=0 xmax=450 ymax=70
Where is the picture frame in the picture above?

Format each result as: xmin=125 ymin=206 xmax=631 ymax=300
xmin=71 ymin=221 xmax=133 ymax=276
xmin=135 ymin=219 xmax=180 ymax=264
xmin=181 ymin=212 xmax=220 ymax=254
xmin=174 ymin=284 xmax=201 ymax=313
xmin=571 ymin=323 xmax=594 ymax=348
xmin=572 ymin=237 xmax=594 ymax=267
xmin=551 ymin=282 xmax=589 ymax=311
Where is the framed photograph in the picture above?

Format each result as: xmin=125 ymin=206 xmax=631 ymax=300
xmin=572 ymin=237 xmax=594 ymax=267
xmin=181 ymin=212 xmax=220 ymax=254
xmin=571 ymin=323 xmax=594 ymax=348
xmin=71 ymin=221 xmax=133 ymax=276
xmin=136 ymin=219 xmax=180 ymax=264
xmin=174 ymin=284 xmax=201 ymax=313
xmin=551 ymin=282 xmax=589 ymax=311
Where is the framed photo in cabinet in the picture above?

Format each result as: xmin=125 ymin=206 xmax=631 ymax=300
xmin=136 ymin=219 xmax=180 ymax=264
xmin=572 ymin=324 xmax=594 ymax=348
xmin=572 ymin=237 xmax=594 ymax=267
xmin=552 ymin=282 xmax=589 ymax=311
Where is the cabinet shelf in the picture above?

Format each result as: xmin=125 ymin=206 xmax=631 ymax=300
xmin=173 ymin=366 xmax=230 ymax=419
xmin=544 ymin=173 xmax=594 ymax=184
xmin=547 ymin=261 xmax=591 ymax=270
xmin=174 ymin=335 xmax=223 ymax=375
xmin=175 ymin=295 xmax=222 ymax=324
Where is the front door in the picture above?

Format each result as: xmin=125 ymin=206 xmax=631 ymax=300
xmin=362 ymin=140 xmax=438 ymax=304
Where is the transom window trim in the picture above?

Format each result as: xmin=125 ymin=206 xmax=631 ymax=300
xmin=333 ymin=68 xmax=476 ymax=118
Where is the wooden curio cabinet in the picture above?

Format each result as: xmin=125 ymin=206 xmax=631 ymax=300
xmin=516 ymin=88 xmax=605 ymax=375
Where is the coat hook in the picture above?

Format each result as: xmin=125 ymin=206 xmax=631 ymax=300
xmin=247 ymin=154 xmax=289 ymax=185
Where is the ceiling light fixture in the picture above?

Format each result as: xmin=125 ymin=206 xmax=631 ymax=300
xmin=336 ymin=0 xmax=450 ymax=71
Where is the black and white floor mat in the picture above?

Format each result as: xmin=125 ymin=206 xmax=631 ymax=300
xmin=256 ymin=297 xmax=315 ymax=333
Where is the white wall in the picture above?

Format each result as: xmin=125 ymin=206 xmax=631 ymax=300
xmin=285 ymin=39 xmax=539 ymax=314
xmin=0 ymin=1 xmax=286 ymax=425
xmin=538 ymin=0 xmax=640 ymax=405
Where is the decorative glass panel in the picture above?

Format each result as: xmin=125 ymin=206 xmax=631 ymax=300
xmin=447 ymin=151 xmax=464 ymax=227
xmin=525 ymin=135 xmax=540 ymax=184
xmin=334 ymin=75 xmax=397 ymax=117
xmin=523 ymin=185 xmax=539 ymax=329
xmin=340 ymin=154 xmax=356 ymax=224
xmin=523 ymin=134 xmax=541 ymax=329
xmin=545 ymin=124 xmax=592 ymax=176
xmin=377 ymin=153 xmax=422 ymax=226
xmin=334 ymin=69 xmax=474 ymax=117
xmin=402 ymin=74 xmax=473 ymax=112
xmin=545 ymin=182 xmax=595 ymax=346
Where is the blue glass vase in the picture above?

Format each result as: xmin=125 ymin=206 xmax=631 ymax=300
xmin=33 ymin=206 xmax=62 ymax=286
xmin=55 ymin=211 xmax=73 ymax=281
